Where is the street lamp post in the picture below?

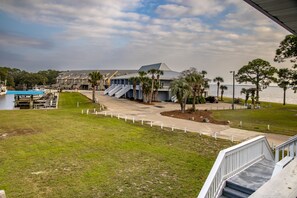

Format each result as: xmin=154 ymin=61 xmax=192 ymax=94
xmin=230 ymin=71 xmax=235 ymax=110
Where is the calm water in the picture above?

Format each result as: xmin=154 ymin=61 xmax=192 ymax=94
xmin=209 ymin=84 xmax=297 ymax=104
xmin=0 ymin=94 xmax=15 ymax=110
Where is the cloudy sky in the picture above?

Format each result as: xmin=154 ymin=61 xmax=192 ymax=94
xmin=0 ymin=0 xmax=292 ymax=82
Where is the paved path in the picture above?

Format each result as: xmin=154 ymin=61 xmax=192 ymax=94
xmin=80 ymin=91 xmax=290 ymax=145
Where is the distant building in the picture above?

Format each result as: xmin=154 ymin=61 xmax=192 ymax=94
xmin=105 ymin=63 xmax=181 ymax=101
xmin=55 ymin=70 xmax=137 ymax=90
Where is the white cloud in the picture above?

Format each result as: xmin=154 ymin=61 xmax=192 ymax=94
xmin=156 ymin=4 xmax=189 ymax=18
xmin=157 ymin=0 xmax=225 ymax=18
xmin=0 ymin=0 xmax=292 ymax=79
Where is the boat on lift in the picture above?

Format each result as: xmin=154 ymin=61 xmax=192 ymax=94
xmin=0 ymin=80 xmax=7 ymax=96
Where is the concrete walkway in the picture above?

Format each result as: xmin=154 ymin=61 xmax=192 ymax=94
xmin=80 ymin=91 xmax=290 ymax=145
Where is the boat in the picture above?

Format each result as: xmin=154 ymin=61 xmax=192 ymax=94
xmin=0 ymin=80 xmax=7 ymax=96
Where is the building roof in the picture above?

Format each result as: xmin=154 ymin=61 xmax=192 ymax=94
xmin=56 ymin=70 xmax=137 ymax=80
xmin=244 ymin=0 xmax=297 ymax=35
xmin=112 ymin=70 xmax=180 ymax=80
xmin=138 ymin=63 xmax=171 ymax=72
xmin=112 ymin=63 xmax=180 ymax=80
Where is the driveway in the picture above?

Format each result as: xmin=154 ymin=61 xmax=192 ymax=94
xmin=80 ymin=91 xmax=290 ymax=146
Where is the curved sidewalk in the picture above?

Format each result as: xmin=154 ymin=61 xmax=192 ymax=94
xmin=80 ymin=91 xmax=290 ymax=145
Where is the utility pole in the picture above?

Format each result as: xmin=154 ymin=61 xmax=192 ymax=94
xmin=230 ymin=71 xmax=235 ymax=110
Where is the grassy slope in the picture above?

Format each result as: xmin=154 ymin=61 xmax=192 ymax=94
xmin=212 ymin=101 xmax=297 ymax=136
xmin=0 ymin=92 xmax=232 ymax=198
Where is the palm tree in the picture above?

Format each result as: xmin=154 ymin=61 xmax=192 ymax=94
xmin=277 ymin=68 xmax=293 ymax=105
xmin=88 ymin=71 xmax=103 ymax=103
xmin=129 ymin=77 xmax=139 ymax=100
xmin=185 ymin=72 xmax=203 ymax=111
xmin=141 ymin=77 xmax=152 ymax=103
xmin=240 ymin=88 xmax=250 ymax=105
xmin=201 ymin=70 xmax=207 ymax=78
xmin=220 ymin=85 xmax=228 ymax=101
xmin=200 ymin=72 xmax=210 ymax=97
xmin=154 ymin=70 xmax=164 ymax=101
xmin=249 ymin=88 xmax=256 ymax=108
xmin=170 ymin=78 xmax=191 ymax=113
xmin=138 ymin=71 xmax=147 ymax=102
xmin=213 ymin=77 xmax=224 ymax=99
xmin=148 ymin=69 xmax=157 ymax=104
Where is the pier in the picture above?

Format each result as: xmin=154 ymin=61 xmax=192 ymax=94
xmin=13 ymin=91 xmax=58 ymax=109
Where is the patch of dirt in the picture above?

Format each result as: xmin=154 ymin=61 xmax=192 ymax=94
xmin=0 ymin=128 xmax=39 ymax=139
xmin=161 ymin=110 xmax=229 ymax=125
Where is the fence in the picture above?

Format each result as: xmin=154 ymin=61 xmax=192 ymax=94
xmin=80 ymin=109 xmax=239 ymax=143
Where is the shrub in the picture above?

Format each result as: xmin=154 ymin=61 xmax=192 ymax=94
xmin=234 ymin=98 xmax=242 ymax=104
xmin=187 ymin=96 xmax=206 ymax=104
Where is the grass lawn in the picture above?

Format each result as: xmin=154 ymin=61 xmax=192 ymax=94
xmin=0 ymin=92 xmax=233 ymax=198
xmin=212 ymin=100 xmax=297 ymax=136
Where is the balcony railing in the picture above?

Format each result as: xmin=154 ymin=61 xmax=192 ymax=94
xmin=275 ymin=134 xmax=297 ymax=162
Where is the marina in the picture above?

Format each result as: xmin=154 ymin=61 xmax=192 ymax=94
xmin=0 ymin=90 xmax=58 ymax=110
xmin=0 ymin=80 xmax=7 ymax=96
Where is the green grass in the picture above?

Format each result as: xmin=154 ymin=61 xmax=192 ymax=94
xmin=212 ymin=101 xmax=297 ymax=136
xmin=0 ymin=93 xmax=233 ymax=198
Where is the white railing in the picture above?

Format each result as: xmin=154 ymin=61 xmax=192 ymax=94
xmin=108 ymin=85 xmax=122 ymax=96
xmin=104 ymin=84 xmax=116 ymax=95
xmin=115 ymin=85 xmax=132 ymax=98
xmin=197 ymin=136 xmax=274 ymax=198
xmin=275 ymin=134 xmax=297 ymax=162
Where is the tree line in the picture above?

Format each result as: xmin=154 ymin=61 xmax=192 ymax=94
xmin=237 ymin=34 xmax=297 ymax=106
xmin=170 ymin=34 xmax=297 ymax=112
xmin=0 ymin=67 xmax=60 ymax=89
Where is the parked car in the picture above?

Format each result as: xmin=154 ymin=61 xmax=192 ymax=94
xmin=205 ymin=96 xmax=218 ymax=103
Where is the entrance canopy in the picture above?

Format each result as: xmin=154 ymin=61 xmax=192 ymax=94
xmin=244 ymin=0 xmax=297 ymax=35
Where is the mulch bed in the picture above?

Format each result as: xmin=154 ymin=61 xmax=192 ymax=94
xmin=161 ymin=110 xmax=229 ymax=125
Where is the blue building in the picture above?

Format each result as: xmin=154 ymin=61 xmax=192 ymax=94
xmin=105 ymin=63 xmax=180 ymax=101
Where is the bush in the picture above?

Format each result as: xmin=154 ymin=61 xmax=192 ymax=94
xmin=234 ymin=98 xmax=242 ymax=104
xmin=198 ymin=96 xmax=206 ymax=104
xmin=187 ymin=96 xmax=206 ymax=104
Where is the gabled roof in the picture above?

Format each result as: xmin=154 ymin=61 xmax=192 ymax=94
xmin=138 ymin=63 xmax=171 ymax=72
xmin=56 ymin=70 xmax=137 ymax=80
xmin=244 ymin=0 xmax=297 ymax=35
xmin=112 ymin=63 xmax=180 ymax=80
xmin=112 ymin=71 xmax=180 ymax=80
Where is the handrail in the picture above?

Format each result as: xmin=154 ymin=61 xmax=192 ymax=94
xmin=115 ymin=85 xmax=132 ymax=98
xmin=104 ymin=84 xmax=116 ymax=95
xmin=197 ymin=136 xmax=274 ymax=198
xmin=275 ymin=134 xmax=297 ymax=162
xmin=108 ymin=85 xmax=122 ymax=96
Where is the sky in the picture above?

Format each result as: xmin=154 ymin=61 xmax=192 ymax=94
xmin=0 ymin=0 xmax=292 ymax=83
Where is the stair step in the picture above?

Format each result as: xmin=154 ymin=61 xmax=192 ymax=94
xmin=223 ymin=187 xmax=250 ymax=198
xmin=226 ymin=181 xmax=254 ymax=195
